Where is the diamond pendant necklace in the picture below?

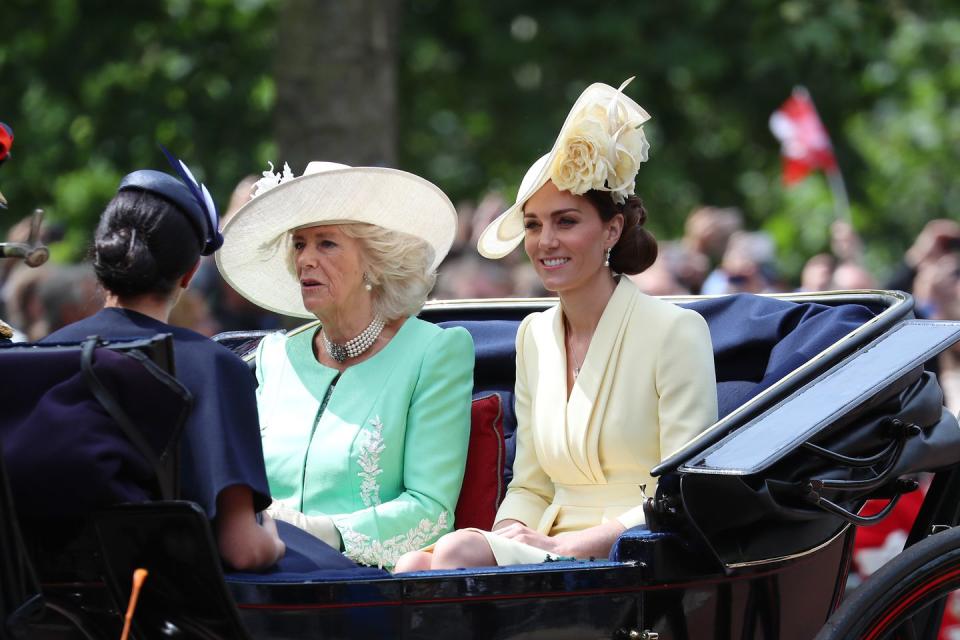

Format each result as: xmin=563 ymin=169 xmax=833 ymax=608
xmin=570 ymin=344 xmax=586 ymax=378
xmin=564 ymin=319 xmax=588 ymax=379
xmin=322 ymin=313 xmax=386 ymax=363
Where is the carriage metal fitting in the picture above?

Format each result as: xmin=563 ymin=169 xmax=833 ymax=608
xmin=895 ymin=477 xmax=919 ymax=494
xmin=0 ymin=242 xmax=48 ymax=267
xmin=803 ymin=476 xmax=919 ymax=526
xmin=654 ymin=494 xmax=681 ymax=517
xmin=886 ymin=417 xmax=922 ymax=438
xmin=0 ymin=209 xmax=49 ymax=268
xmin=804 ymin=418 xmax=921 ymax=498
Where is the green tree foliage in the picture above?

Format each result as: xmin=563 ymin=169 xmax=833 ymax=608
xmin=2 ymin=0 xmax=959 ymax=280
xmin=0 ymin=0 xmax=276 ymax=260
xmin=399 ymin=0 xmax=959 ymax=279
xmin=847 ymin=13 xmax=960 ymax=274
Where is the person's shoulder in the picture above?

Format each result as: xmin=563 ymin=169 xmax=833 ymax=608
xmin=169 ymin=326 xmax=250 ymax=370
xmin=632 ymin=292 xmax=711 ymax=352
xmin=522 ymin=304 xmax=556 ymax=334
xmin=513 ymin=303 xmax=555 ymax=343
xmin=41 ymin=312 xmax=106 ymax=343
xmin=402 ymin=317 xmax=474 ymax=355
xmin=402 ymin=316 xmax=442 ymax=339
xmin=616 ymin=282 xmax=708 ymax=344
xmin=255 ymin=329 xmax=293 ymax=370
xmin=257 ymin=329 xmax=291 ymax=352
xmin=632 ymin=286 xmax=699 ymax=323
xmin=40 ymin=325 xmax=82 ymax=343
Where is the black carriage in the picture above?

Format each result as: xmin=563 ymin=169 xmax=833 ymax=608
xmin=3 ymin=289 xmax=960 ymax=639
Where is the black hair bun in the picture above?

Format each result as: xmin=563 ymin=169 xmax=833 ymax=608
xmin=91 ymin=190 xmax=201 ymax=298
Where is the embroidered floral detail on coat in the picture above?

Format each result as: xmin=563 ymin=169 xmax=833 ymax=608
xmin=340 ymin=510 xmax=449 ymax=568
xmin=357 ymin=416 xmax=386 ymax=507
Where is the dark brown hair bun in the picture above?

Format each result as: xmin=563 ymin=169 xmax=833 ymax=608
xmin=92 ymin=190 xmax=202 ymax=298
xmin=584 ymin=191 xmax=657 ymax=275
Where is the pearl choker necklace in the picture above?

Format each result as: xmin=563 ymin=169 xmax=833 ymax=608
xmin=322 ymin=314 xmax=386 ymax=363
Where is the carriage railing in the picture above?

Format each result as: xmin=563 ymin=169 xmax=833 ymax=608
xmin=652 ymin=290 xmax=915 ymax=477
xmin=676 ymin=320 xmax=960 ymax=478
xmin=0 ymin=209 xmax=48 ymax=267
xmin=653 ymin=318 xmax=960 ymax=573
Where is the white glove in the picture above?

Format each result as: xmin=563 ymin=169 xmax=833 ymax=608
xmin=266 ymin=503 xmax=343 ymax=551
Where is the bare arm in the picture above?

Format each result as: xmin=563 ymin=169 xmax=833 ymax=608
xmin=215 ymin=485 xmax=285 ymax=572
xmin=492 ymin=518 xmax=523 ymax=532
xmin=553 ymin=520 xmax=626 ymax=559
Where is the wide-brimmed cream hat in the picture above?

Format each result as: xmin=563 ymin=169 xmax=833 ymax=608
xmin=216 ymin=162 xmax=456 ymax=318
xmin=477 ymin=78 xmax=651 ymax=259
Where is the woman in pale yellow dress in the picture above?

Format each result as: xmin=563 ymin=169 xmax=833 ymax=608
xmin=394 ymin=79 xmax=718 ymax=571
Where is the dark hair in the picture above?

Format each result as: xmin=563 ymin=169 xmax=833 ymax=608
xmin=92 ymin=190 xmax=202 ymax=298
xmin=583 ymin=190 xmax=657 ymax=275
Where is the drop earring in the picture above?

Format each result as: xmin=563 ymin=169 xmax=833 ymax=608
xmin=604 ymin=247 xmax=611 ymax=268
xmin=363 ymin=272 xmax=373 ymax=291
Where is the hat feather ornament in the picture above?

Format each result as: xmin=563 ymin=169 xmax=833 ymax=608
xmin=478 ymin=77 xmax=651 ymax=259
xmin=159 ymin=145 xmax=223 ymax=255
xmin=252 ymin=161 xmax=295 ymax=197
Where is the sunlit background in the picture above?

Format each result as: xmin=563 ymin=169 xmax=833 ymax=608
xmin=2 ymin=0 xmax=959 ymax=316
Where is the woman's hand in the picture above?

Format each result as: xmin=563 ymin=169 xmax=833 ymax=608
xmin=494 ymin=520 xmax=627 ymax=559
xmin=260 ymin=510 xmax=281 ymax=540
xmin=493 ymin=522 xmax=566 ymax=555
xmin=259 ymin=511 xmax=286 ymax=565
xmin=216 ymin=486 xmax=285 ymax=572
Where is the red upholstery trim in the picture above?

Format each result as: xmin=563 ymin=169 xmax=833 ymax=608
xmin=454 ymin=393 xmax=506 ymax=530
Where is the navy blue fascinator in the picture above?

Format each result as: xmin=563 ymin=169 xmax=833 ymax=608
xmin=117 ymin=149 xmax=224 ymax=255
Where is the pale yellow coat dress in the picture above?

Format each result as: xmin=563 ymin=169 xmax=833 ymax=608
xmin=480 ymin=277 xmax=718 ymax=564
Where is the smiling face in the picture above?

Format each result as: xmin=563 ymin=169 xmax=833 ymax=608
xmin=522 ymin=181 xmax=623 ymax=295
xmin=292 ymin=224 xmax=369 ymax=318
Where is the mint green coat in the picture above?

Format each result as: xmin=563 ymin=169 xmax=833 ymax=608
xmin=255 ymin=318 xmax=474 ymax=567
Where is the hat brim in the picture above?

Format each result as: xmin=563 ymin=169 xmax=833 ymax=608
xmin=477 ymin=81 xmax=651 ymax=259
xmin=216 ymin=166 xmax=456 ymax=318
xmin=476 ymin=154 xmax=550 ymax=259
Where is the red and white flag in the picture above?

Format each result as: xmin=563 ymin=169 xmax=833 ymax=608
xmin=769 ymin=87 xmax=837 ymax=185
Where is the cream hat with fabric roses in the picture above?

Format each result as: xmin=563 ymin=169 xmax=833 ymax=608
xmin=477 ymin=78 xmax=651 ymax=259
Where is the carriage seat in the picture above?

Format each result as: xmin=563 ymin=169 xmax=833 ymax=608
xmin=443 ymin=293 xmax=876 ymax=534
xmin=0 ymin=337 xmax=191 ymax=586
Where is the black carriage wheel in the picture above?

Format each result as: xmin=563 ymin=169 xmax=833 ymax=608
xmin=816 ymin=525 xmax=960 ymax=640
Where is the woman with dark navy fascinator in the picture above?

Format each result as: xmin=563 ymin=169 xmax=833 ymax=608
xmin=43 ymin=152 xmax=359 ymax=572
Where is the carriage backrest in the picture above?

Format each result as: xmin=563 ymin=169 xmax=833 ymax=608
xmin=213 ymin=295 xmax=880 ymax=532
xmin=0 ymin=336 xmax=191 ymax=519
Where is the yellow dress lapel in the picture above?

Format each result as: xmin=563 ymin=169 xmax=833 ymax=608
xmin=564 ymin=278 xmax=639 ymax=483
xmin=531 ymin=306 xmax=581 ymax=478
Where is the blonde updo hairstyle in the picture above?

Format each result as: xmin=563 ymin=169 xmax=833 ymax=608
xmin=286 ymin=223 xmax=436 ymax=321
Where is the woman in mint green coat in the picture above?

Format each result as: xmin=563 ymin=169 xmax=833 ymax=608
xmin=216 ymin=161 xmax=474 ymax=568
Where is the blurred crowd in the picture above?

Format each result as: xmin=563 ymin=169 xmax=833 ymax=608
xmin=4 ymin=184 xmax=960 ymax=410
